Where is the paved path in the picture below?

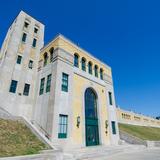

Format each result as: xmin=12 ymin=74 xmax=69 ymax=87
xmin=66 ymin=144 xmax=159 ymax=160
xmin=106 ymin=148 xmax=160 ymax=160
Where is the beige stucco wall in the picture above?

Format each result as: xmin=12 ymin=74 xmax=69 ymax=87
xmin=71 ymin=73 xmax=110 ymax=146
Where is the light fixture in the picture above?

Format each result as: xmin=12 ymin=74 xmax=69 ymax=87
xmin=77 ymin=116 xmax=80 ymax=128
xmin=105 ymin=120 xmax=108 ymax=134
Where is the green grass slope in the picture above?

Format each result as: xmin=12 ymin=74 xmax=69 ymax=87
xmin=119 ymin=123 xmax=160 ymax=141
xmin=0 ymin=119 xmax=48 ymax=157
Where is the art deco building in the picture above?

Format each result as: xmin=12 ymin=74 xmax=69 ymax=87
xmin=0 ymin=11 xmax=119 ymax=149
xmin=33 ymin=34 xmax=119 ymax=148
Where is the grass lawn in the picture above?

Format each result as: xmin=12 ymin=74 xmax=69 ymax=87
xmin=0 ymin=118 xmax=48 ymax=157
xmin=119 ymin=123 xmax=160 ymax=141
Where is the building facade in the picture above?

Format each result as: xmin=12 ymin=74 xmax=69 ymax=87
xmin=33 ymin=35 xmax=119 ymax=148
xmin=0 ymin=11 xmax=119 ymax=149
xmin=0 ymin=11 xmax=44 ymax=120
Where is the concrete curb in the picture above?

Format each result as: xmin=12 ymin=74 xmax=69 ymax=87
xmin=0 ymin=150 xmax=63 ymax=160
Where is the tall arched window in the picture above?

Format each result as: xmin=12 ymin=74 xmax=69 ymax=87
xmin=74 ymin=53 xmax=79 ymax=67
xmin=81 ymin=57 xmax=86 ymax=71
xmin=88 ymin=61 xmax=92 ymax=75
xmin=94 ymin=65 xmax=98 ymax=77
xmin=44 ymin=52 xmax=48 ymax=66
xmin=49 ymin=47 xmax=54 ymax=62
xmin=100 ymin=68 xmax=103 ymax=80
xmin=85 ymin=88 xmax=97 ymax=118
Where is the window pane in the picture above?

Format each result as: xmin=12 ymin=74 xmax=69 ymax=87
xmin=23 ymin=83 xmax=30 ymax=96
xmin=74 ymin=54 xmax=79 ymax=67
xmin=50 ymin=48 xmax=54 ymax=62
xmin=111 ymin=121 xmax=116 ymax=134
xmin=39 ymin=78 xmax=45 ymax=95
xmin=24 ymin=22 xmax=29 ymax=28
xmin=58 ymin=115 xmax=68 ymax=138
xmin=32 ymin=38 xmax=37 ymax=47
xmin=17 ymin=55 xmax=22 ymax=64
xmin=34 ymin=27 xmax=38 ymax=33
xmin=28 ymin=60 xmax=33 ymax=69
xmin=22 ymin=33 xmax=27 ymax=42
xmin=81 ymin=59 xmax=86 ymax=71
xmin=88 ymin=63 xmax=92 ymax=74
xmin=85 ymin=88 xmax=97 ymax=119
xmin=46 ymin=74 xmax=52 ymax=92
xmin=61 ymin=73 xmax=68 ymax=92
xmin=9 ymin=80 xmax=18 ymax=93
xmin=100 ymin=69 xmax=103 ymax=80
xmin=94 ymin=66 xmax=98 ymax=77
xmin=44 ymin=53 xmax=48 ymax=66
xmin=109 ymin=92 xmax=113 ymax=105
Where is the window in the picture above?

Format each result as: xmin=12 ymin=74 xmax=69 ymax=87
xmin=32 ymin=38 xmax=37 ymax=47
xmin=85 ymin=88 xmax=97 ymax=118
xmin=22 ymin=33 xmax=27 ymax=42
xmin=23 ymin=83 xmax=30 ymax=96
xmin=9 ymin=80 xmax=18 ymax=93
xmin=94 ymin=65 xmax=98 ymax=77
xmin=111 ymin=121 xmax=116 ymax=134
xmin=46 ymin=74 xmax=52 ymax=92
xmin=39 ymin=78 xmax=45 ymax=95
xmin=16 ymin=55 xmax=22 ymax=64
xmin=49 ymin=47 xmax=54 ymax=62
xmin=58 ymin=115 xmax=68 ymax=138
xmin=81 ymin=58 xmax=86 ymax=71
xmin=88 ymin=62 xmax=92 ymax=74
xmin=74 ymin=54 xmax=79 ymax=67
xmin=61 ymin=73 xmax=68 ymax=92
xmin=28 ymin=60 xmax=33 ymax=69
xmin=24 ymin=22 xmax=29 ymax=28
xmin=34 ymin=27 xmax=38 ymax=34
xmin=43 ymin=52 xmax=48 ymax=66
xmin=100 ymin=68 xmax=103 ymax=80
xmin=108 ymin=92 xmax=113 ymax=105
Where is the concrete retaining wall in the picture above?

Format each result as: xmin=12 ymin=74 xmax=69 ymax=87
xmin=117 ymin=108 xmax=160 ymax=128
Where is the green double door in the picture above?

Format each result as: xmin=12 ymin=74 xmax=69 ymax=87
xmin=85 ymin=118 xmax=99 ymax=146
xmin=85 ymin=88 xmax=100 ymax=146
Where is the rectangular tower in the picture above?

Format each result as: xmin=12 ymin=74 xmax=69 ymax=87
xmin=0 ymin=11 xmax=44 ymax=120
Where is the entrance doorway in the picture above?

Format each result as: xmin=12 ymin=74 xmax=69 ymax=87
xmin=85 ymin=88 xmax=99 ymax=146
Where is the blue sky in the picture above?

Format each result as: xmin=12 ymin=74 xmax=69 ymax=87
xmin=0 ymin=0 xmax=160 ymax=117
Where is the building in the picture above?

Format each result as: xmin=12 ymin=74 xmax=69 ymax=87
xmin=33 ymin=34 xmax=119 ymax=148
xmin=0 ymin=11 xmax=119 ymax=149
xmin=0 ymin=11 xmax=44 ymax=120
